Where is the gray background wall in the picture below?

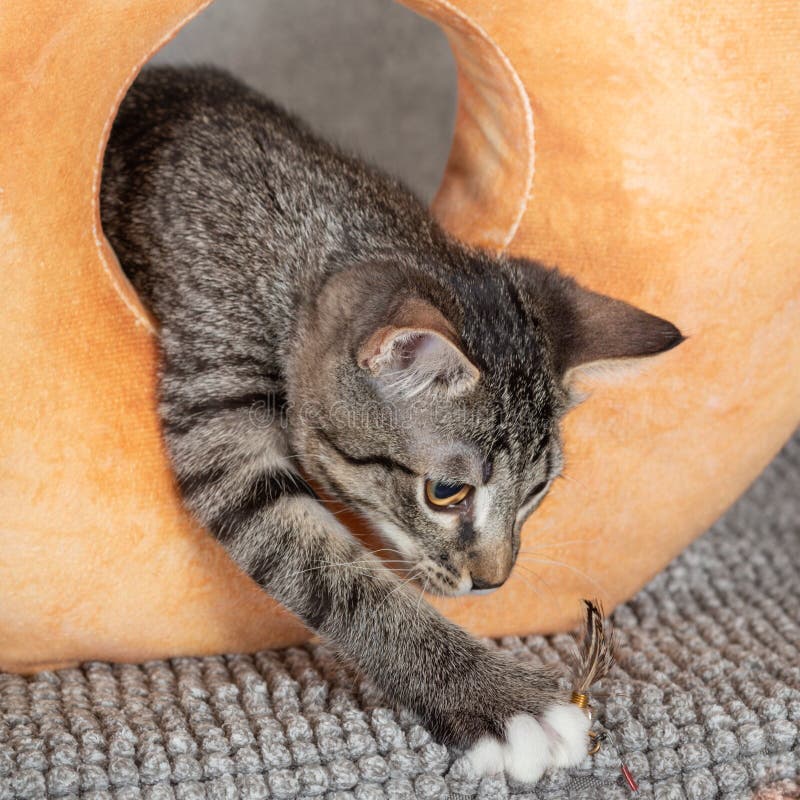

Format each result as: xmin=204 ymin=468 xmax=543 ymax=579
xmin=153 ymin=0 xmax=457 ymax=203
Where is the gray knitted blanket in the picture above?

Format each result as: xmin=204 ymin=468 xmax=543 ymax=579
xmin=2 ymin=432 xmax=798 ymax=800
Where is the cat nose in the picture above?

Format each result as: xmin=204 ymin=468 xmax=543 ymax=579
xmin=470 ymin=575 xmax=505 ymax=595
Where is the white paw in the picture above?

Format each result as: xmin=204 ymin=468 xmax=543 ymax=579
xmin=502 ymin=713 xmax=551 ymax=783
xmin=464 ymin=734 xmax=505 ymax=777
xmin=465 ymin=706 xmax=590 ymax=784
xmin=542 ymin=703 xmax=591 ymax=768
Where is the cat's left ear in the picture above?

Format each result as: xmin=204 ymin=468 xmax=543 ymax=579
xmin=525 ymin=264 xmax=684 ymax=379
xmin=357 ymin=298 xmax=480 ymax=399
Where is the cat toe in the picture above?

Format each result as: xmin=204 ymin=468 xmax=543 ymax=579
xmin=502 ymin=713 xmax=551 ymax=783
xmin=465 ymin=713 xmax=550 ymax=784
xmin=542 ymin=703 xmax=590 ymax=768
xmin=464 ymin=734 xmax=505 ymax=777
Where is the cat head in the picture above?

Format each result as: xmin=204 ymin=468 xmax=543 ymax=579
xmin=290 ymin=251 xmax=683 ymax=596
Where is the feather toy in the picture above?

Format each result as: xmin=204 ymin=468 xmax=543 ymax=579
xmin=571 ymin=598 xmax=615 ymax=707
xmin=569 ymin=600 xmax=639 ymax=793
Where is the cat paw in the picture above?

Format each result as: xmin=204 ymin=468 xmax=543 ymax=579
xmin=541 ymin=703 xmax=591 ymax=768
xmin=465 ymin=705 xmax=590 ymax=784
xmin=466 ymin=713 xmax=550 ymax=784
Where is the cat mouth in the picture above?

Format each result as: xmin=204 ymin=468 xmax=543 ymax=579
xmin=369 ymin=520 xmax=472 ymax=595
xmin=408 ymin=558 xmax=472 ymax=597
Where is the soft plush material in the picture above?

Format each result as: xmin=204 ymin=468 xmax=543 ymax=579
xmin=1 ymin=431 xmax=798 ymax=798
xmin=1 ymin=0 xmax=799 ymax=673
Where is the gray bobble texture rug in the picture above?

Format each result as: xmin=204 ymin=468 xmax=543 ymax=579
xmin=2 ymin=432 xmax=799 ymax=800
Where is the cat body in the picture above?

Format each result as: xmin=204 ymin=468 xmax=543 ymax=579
xmin=101 ymin=66 xmax=681 ymax=783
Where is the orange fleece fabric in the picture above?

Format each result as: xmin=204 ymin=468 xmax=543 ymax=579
xmin=1 ymin=0 xmax=798 ymax=673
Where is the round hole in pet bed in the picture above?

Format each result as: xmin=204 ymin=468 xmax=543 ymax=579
xmin=99 ymin=0 xmax=460 ymax=330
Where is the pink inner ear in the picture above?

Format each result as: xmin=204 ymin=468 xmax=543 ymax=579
xmin=389 ymin=330 xmax=430 ymax=370
xmin=357 ymin=297 xmax=480 ymax=392
xmin=362 ymin=326 xmax=480 ymax=398
xmin=359 ymin=325 xmax=442 ymax=375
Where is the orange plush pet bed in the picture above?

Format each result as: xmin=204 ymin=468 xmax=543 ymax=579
xmin=1 ymin=0 xmax=799 ymax=673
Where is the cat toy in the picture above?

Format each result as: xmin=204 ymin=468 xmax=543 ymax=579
xmin=569 ymin=600 xmax=639 ymax=794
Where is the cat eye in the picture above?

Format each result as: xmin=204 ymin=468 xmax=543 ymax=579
xmin=425 ymin=479 xmax=472 ymax=508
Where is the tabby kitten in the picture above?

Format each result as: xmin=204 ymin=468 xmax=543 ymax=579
xmin=101 ymin=67 xmax=682 ymax=783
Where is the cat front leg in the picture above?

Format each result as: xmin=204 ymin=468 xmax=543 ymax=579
xmin=163 ymin=399 xmax=588 ymax=784
xmin=178 ymin=459 xmax=588 ymax=783
xmin=257 ymin=495 xmax=591 ymax=783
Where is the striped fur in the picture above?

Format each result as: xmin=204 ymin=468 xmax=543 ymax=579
xmin=100 ymin=67 xmax=681 ymax=771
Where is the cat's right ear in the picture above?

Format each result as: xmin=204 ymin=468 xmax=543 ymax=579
xmin=524 ymin=263 xmax=684 ymax=380
xmin=357 ymin=298 xmax=480 ymax=400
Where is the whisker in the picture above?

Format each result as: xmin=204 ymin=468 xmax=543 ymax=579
xmin=514 ymin=562 xmax=555 ymax=595
xmin=370 ymin=547 xmax=412 ymax=559
xmin=415 ymin=577 xmax=429 ymax=622
xmin=317 ymin=506 xmax=352 ymax=518
xmin=375 ymin=569 xmax=423 ymax=612
xmin=509 ymin=565 xmax=548 ymax=601
xmin=554 ymin=470 xmax=591 ymax=492
xmin=517 ymin=537 xmax=601 ymax=553
xmin=516 ymin=554 xmax=608 ymax=596
xmin=276 ymin=557 xmax=408 ymax=582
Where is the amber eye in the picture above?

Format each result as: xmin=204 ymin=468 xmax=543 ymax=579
xmin=425 ymin=479 xmax=472 ymax=508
